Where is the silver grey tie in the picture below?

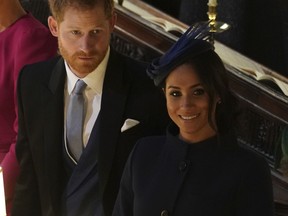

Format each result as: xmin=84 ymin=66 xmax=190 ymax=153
xmin=67 ymin=79 xmax=87 ymax=161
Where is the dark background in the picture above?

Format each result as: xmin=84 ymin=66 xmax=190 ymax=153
xmin=20 ymin=0 xmax=288 ymax=77
xmin=142 ymin=0 xmax=288 ymax=77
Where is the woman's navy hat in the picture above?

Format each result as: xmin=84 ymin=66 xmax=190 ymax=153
xmin=146 ymin=22 xmax=214 ymax=86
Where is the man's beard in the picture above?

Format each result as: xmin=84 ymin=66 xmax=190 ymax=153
xmin=58 ymin=40 xmax=101 ymax=75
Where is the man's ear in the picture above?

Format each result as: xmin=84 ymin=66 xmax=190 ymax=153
xmin=109 ymin=12 xmax=117 ymax=32
xmin=48 ymin=16 xmax=59 ymax=37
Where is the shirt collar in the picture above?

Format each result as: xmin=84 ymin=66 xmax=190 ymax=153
xmin=65 ymin=46 xmax=110 ymax=95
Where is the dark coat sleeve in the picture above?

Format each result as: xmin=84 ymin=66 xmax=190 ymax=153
xmin=11 ymin=66 xmax=42 ymax=216
xmin=112 ymin=145 xmax=135 ymax=216
xmin=233 ymin=150 xmax=274 ymax=216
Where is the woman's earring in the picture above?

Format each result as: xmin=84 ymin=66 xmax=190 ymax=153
xmin=217 ymin=100 xmax=222 ymax=105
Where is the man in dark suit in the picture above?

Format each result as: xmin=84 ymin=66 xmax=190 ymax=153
xmin=11 ymin=0 xmax=168 ymax=215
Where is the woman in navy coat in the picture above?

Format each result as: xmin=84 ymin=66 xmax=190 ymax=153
xmin=112 ymin=23 xmax=274 ymax=216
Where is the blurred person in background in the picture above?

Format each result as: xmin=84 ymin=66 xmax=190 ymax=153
xmin=0 ymin=0 xmax=57 ymax=214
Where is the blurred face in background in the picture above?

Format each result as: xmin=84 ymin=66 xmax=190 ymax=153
xmin=48 ymin=3 xmax=116 ymax=78
xmin=164 ymin=63 xmax=218 ymax=143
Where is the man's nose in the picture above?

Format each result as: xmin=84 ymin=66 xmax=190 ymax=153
xmin=79 ymin=35 xmax=94 ymax=51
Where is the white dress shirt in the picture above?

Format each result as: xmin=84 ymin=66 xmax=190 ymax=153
xmin=64 ymin=47 xmax=110 ymax=163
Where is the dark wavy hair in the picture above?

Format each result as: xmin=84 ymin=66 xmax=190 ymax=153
xmin=182 ymin=49 xmax=238 ymax=136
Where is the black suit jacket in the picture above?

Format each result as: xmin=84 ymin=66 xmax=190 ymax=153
xmin=12 ymin=50 xmax=168 ymax=216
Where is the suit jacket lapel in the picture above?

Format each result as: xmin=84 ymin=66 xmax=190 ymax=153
xmin=42 ymin=57 xmax=66 ymax=210
xmin=98 ymin=50 xmax=130 ymax=193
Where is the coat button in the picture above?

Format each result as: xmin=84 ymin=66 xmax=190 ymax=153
xmin=178 ymin=160 xmax=188 ymax=171
xmin=160 ymin=210 xmax=169 ymax=216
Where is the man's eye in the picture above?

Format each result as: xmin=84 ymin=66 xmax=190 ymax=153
xmin=91 ymin=29 xmax=101 ymax=35
xmin=71 ymin=30 xmax=81 ymax=35
xmin=194 ymin=88 xmax=205 ymax=96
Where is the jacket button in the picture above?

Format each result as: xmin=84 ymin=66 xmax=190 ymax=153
xmin=160 ymin=210 xmax=169 ymax=216
xmin=178 ymin=161 xmax=188 ymax=171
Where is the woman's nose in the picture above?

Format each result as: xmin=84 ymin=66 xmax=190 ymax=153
xmin=181 ymin=96 xmax=194 ymax=108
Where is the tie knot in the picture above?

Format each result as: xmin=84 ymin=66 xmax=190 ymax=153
xmin=74 ymin=80 xmax=86 ymax=94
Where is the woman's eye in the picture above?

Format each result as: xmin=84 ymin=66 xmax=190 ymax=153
xmin=169 ymin=91 xmax=181 ymax=97
xmin=193 ymin=88 xmax=205 ymax=96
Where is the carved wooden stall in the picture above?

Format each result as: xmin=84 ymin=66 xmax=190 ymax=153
xmin=111 ymin=0 xmax=288 ymax=215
